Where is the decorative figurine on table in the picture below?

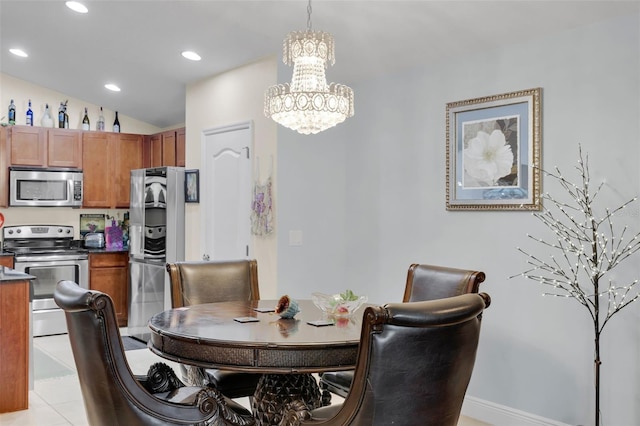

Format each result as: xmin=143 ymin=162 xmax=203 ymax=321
xmin=275 ymin=295 xmax=300 ymax=319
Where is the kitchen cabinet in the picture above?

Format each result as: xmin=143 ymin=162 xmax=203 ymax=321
xmin=89 ymin=252 xmax=129 ymax=327
xmin=144 ymin=128 xmax=185 ymax=168
xmin=83 ymin=132 xmax=142 ymax=208
xmin=9 ymin=126 xmax=82 ymax=168
xmin=82 ymin=132 xmax=109 ymax=207
xmin=48 ymin=129 xmax=83 ymax=168
xmin=114 ymin=133 xmax=144 ymax=207
xmin=147 ymin=133 xmax=163 ymax=167
xmin=0 ymin=276 xmax=32 ymax=413
xmin=8 ymin=126 xmax=45 ymax=166
xmin=0 ymin=255 xmax=14 ymax=268
xmin=176 ymin=127 xmax=185 ymax=166
xmin=0 ymin=126 xmax=8 ymax=207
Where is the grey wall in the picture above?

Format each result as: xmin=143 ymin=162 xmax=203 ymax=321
xmin=278 ymin=12 xmax=640 ymax=425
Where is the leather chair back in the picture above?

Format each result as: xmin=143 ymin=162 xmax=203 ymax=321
xmin=319 ymin=263 xmax=487 ymax=400
xmin=53 ymin=280 xmax=251 ymax=425
xmin=166 ymin=260 xmax=262 ymax=399
xmin=167 ymin=260 xmax=259 ymax=308
xmin=403 ymin=263 xmax=485 ymax=302
xmin=289 ymin=293 xmax=491 ymax=426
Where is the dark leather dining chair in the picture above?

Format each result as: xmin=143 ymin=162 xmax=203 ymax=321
xmin=281 ymin=293 xmax=491 ymax=426
xmin=402 ymin=263 xmax=485 ymax=302
xmin=53 ymin=280 xmax=255 ymax=426
xmin=320 ymin=263 xmax=486 ymax=399
xmin=166 ymin=260 xmax=262 ymax=399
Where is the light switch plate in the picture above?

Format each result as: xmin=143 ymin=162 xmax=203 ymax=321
xmin=289 ymin=230 xmax=303 ymax=246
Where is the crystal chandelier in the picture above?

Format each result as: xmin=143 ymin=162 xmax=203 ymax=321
xmin=264 ymin=0 xmax=354 ymax=135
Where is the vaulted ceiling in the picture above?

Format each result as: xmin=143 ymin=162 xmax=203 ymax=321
xmin=1 ymin=1 xmax=635 ymax=128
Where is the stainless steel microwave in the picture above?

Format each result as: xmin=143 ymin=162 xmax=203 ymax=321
xmin=9 ymin=167 xmax=83 ymax=207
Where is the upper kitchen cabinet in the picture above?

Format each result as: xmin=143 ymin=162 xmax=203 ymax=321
xmin=144 ymin=128 xmax=185 ymax=168
xmin=176 ymin=127 xmax=185 ymax=167
xmin=8 ymin=126 xmax=45 ymax=166
xmin=113 ymin=133 xmax=143 ymax=207
xmin=48 ymin=129 xmax=83 ymax=168
xmin=82 ymin=132 xmax=109 ymax=207
xmin=9 ymin=126 xmax=82 ymax=168
xmin=83 ymin=132 xmax=142 ymax=208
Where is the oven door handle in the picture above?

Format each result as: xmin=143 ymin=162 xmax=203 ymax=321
xmin=15 ymin=255 xmax=89 ymax=263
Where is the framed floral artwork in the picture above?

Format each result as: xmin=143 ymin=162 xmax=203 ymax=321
xmin=446 ymin=87 xmax=542 ymax=211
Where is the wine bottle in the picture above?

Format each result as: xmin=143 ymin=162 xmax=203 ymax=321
xmin=42 ymin=103 xmax=54 ymax=128
xmin=113 ymin=111 xmax=120 ymax=133
xmin=58 ymin=102 xmax=65 ymax=128
xmin=82 ymin=107 xmax=90 ymax=130
xmin=26 ymin=99 xmax=33 ymax=126
xmin=96 ymin=107 xmax=105 ymax=131
xmin=8 ymin=99 xmax=16 ymax=125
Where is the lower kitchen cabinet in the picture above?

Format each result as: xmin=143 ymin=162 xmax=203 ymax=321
xmin=89 ymin=252 xmax=129 ymax=327
xmin=0 ymin=277 xmax=31 ymax=413
xmin=0 ymin=255 xmax=14 ymax=268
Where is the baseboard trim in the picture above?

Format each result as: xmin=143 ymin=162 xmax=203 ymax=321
xmin=462 ymin=396 xmax=572 ymax=426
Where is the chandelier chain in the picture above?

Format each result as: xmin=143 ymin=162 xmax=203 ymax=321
xmin=307 ymin=0 xmax=312 ymax=31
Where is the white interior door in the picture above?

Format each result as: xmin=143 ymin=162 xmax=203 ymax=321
xmin=201 ymin=122 xmax=252 ymax=261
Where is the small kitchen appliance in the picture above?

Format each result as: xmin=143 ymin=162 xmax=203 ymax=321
xmin=9 ymin=167 xmax=83 ymax=207
xmin=84 ymin=232 xmax=105 ymax=248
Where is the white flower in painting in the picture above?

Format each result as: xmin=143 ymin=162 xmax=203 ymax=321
xmin=463 ymin=130 xmax=514 ymax=186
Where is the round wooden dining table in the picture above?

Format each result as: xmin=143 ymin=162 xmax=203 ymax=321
xmin=147 ymin=299 xmax=368 ymax=425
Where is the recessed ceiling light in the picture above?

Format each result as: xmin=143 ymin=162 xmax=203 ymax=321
xmin=105 ymin=84 xmax=121 ymax=92
xmin=66 ymin=1 xmax=88 ymax=13
xmin=181 ymin=51 xmax=201 ymax=61
xmin=9 ymin=48 xmax=28 ymax=58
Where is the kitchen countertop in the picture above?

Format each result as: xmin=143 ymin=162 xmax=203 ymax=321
xmin=0 ymin=266 xmax=35 ymax=283
xmin=0 ymin=249 xmax=129 ymax=255
xmin=86 ymin=248 xmax=130 ymax=254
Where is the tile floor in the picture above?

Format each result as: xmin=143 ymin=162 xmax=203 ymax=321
xmin=0 ymin=331 xmax=490 ymax=425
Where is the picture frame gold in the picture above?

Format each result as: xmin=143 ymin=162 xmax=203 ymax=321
xmin=446 ymin=87 xmax=542 ymax=211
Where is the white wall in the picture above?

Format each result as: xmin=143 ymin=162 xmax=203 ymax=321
xmin=184 ymin=57 xmax=279 ymax=298
xmin=1 ymin=73 xmax=161 ymax=134
xmin=277 ymin=12 xmax=640 ymax=426
xmin=0 ymin=72 xmax=163 ymax=237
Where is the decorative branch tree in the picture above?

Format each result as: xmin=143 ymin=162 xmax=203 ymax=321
xmin=512 ymin=145 xmax=640 ymax=426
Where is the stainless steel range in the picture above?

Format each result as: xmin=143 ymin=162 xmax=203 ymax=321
xmin=3 ymin=225 xmax=89 ymax=336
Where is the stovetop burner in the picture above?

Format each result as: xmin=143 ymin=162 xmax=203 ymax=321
xmin=5 ymin=247 xmax=88 ymax=256
xmin=3 ymin=225 xmax=86 ymax=256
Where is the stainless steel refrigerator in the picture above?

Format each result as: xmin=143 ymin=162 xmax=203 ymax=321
xmin=128 ymin=167 xmax=185 ymax=341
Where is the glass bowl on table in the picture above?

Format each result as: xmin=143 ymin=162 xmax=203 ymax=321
xmin=312 ymin=291 xmax=368 ymax=318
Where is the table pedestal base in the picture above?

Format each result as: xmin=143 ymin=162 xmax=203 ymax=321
xmin=251 ymin=373 xmax=323 ymax=426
